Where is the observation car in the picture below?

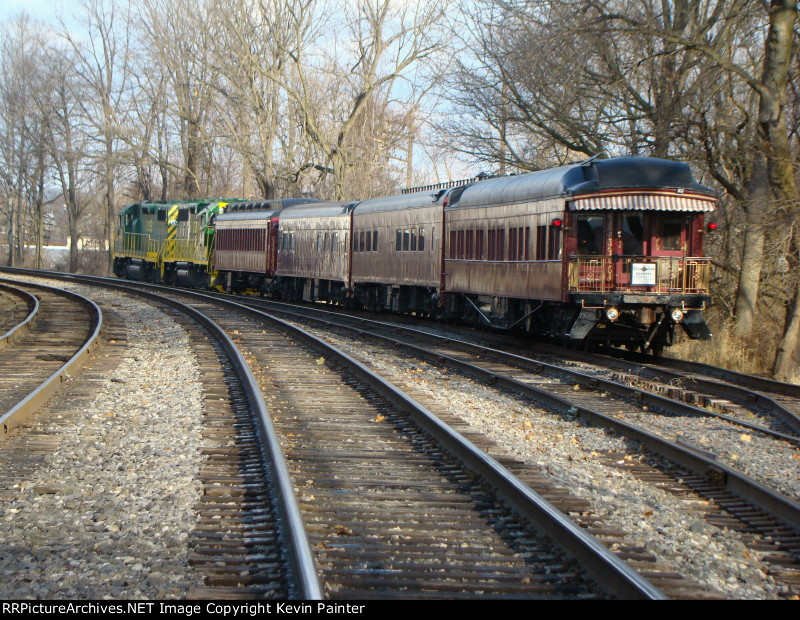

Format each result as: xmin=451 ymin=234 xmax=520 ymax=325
xmin=440 ymin=157 xmax=716 ymax=352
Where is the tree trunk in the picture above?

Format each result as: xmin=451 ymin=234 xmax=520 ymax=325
xmin=69 ymin=215 xmax=80 ymax=273
xmin=773 ymin=276 xmax=800 ymax=380
xmin=331 ymin=151 xmax=346 ymax=201
xmin=774 ymin=220 xmax=800 ymax=379
xmin=185 ymin=119 xmax=201 ymax=198
xmin=733 ymin=156 xmax=768 ymax=338
xmin=734 ymin=0 xmax=797 ymax=341
xmin=35 ymin=149 xmax=45 ymax=270
xmin=255 ymin=172 xmax=275 ymax=200
xmin=7 ymin=203 xmax=15 ymax=267
xmin=106 ymin=142 xmax=115 ymax=275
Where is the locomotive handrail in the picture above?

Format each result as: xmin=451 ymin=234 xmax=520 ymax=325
xmin=116 ymin=232 xmax=160 ymax=260
xmin=160 ymin=238 xmax=208 ymax=265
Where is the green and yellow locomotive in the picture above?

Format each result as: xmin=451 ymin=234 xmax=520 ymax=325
xmin=113 ymin=199 xmax=236 ymax=287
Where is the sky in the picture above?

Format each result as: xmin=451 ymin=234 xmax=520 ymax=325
xmin=0 ymin=0 xmax=56 ymax=22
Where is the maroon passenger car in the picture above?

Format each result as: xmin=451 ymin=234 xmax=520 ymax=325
xmin=274 ymin=201 xmax=356 ymax=303
xmin=441 ymin=157 xmax=716 ymax=352
xmin=350 ymin=190 xmax=447 ymax=314
xmin=212 ymin=199 xmax=319 ymax=293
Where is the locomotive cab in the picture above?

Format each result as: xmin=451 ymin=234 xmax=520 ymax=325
xmin=113 ymin=199 xmax=228 ymax=286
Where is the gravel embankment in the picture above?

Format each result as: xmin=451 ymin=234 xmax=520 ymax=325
xmin=0 ymin=282 xmax=204 ymax=599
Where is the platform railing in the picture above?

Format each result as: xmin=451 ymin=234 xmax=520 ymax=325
xmin=567 ymin=256 xmax=710 ymax=295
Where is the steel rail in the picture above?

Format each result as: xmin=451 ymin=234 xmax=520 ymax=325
xmin=109 ymin=286 xmax=322 ymax=600
xmin=0 ymin=278 xmax=102 ymax=436
xmin=576 ymin=342 xmax=800 ymax=397
xmin=0 ymin=282 xmax=39 ymax=350
xmin=0 ymin=270 xmax=322 ymax=600
xmin=223 ymin=302 xmax=666 ymax=599
xmin=0 ymin=268 xmax=667 ymax=600
xmin=218 ymin=297 xmax=800 ymax=446
xmin=222 ymin=297 xmax=800 ymax=534
xmin=535 ymin=344 xmax=800 ymax=436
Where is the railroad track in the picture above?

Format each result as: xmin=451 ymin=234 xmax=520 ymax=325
xmin=0 ymin=268 xmax=666 ymax=599
xmin=0 ymin=278 xmax=102 ymax=436
xmin=0 ymin=274 xmax=317 ymax=599
xmin=513 ymin=342 xmax=800 ymax=440
xmin=0 ymin=283 xmax=38 ymax=339
xmin=254 ymin=300 xmax=800 ymax=441
xmin=156 ymin=305 xmax=317 ymax=599
xmin=201 ymin=294 xmax=800 ymax=598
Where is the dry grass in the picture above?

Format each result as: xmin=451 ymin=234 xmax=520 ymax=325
xmin=669 ymin=316 xmax=796 ymax=382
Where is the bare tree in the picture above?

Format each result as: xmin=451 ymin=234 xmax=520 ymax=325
xmin=583 ymin=0 xmax=798 ymax=376
xmin=138 ymin=0 xmax=222 ymax=198
xmin=0 ymin=15 xmax=52 ymax=267
xmin=46 ymin=47 xmax=94 ymax=273
xmin=276 ymin=0 xmax=450 ymax=199
xmin=59 ymin=0 xmax=134 ymax=273
xmin=206 ymin=0 xmax=300 ymax=199
xmin=440 ymin=0 xmax=757 ymax=171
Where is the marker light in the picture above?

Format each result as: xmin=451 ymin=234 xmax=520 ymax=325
xmin=670 ymin=308 xmax=684 ymax=323
xmin=605 ymin=307 xmax=620 ymax=322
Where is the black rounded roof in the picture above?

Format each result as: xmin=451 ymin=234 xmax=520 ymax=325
xmin=449 ymin=157 xmax=716 ymax=209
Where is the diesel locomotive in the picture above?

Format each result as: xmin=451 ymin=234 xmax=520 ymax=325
xmin=113 ymin=156 xmax=717 ymax=353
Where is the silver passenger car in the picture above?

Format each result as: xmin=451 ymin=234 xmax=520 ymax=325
xmin=276 ymin=201 xmax=356 ymax=302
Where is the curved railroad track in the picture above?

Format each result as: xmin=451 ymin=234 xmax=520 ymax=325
xmin=6 ymin=268 xmax=800 ymax=598
xmin=195 ymin=292 xmax=800 ymax=598
xmin=0 ymin=275 xmax=317 ymax=599
xmin=0 ymin=282 xmax=38 ymax=340
xmin=0 ymin=268 xmax=667 ymax=599
xmin=0 ymin=278 xmax=102 ymax=436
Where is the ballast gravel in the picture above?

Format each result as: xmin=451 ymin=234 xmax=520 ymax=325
xmin=0 ymin=281 xmax=204 ymax=599
xmin=297 ymin=323 xmax=789 ymax=600
xmin=363 ymin=319 xmax=800 ymax=499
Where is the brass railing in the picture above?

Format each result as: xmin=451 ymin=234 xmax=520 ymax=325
xmin=567 ymin=256 xmax=710 ymax=294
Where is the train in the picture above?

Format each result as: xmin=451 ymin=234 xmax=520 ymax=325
xmin=113 ymin=156 xmax=718 ymax=353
